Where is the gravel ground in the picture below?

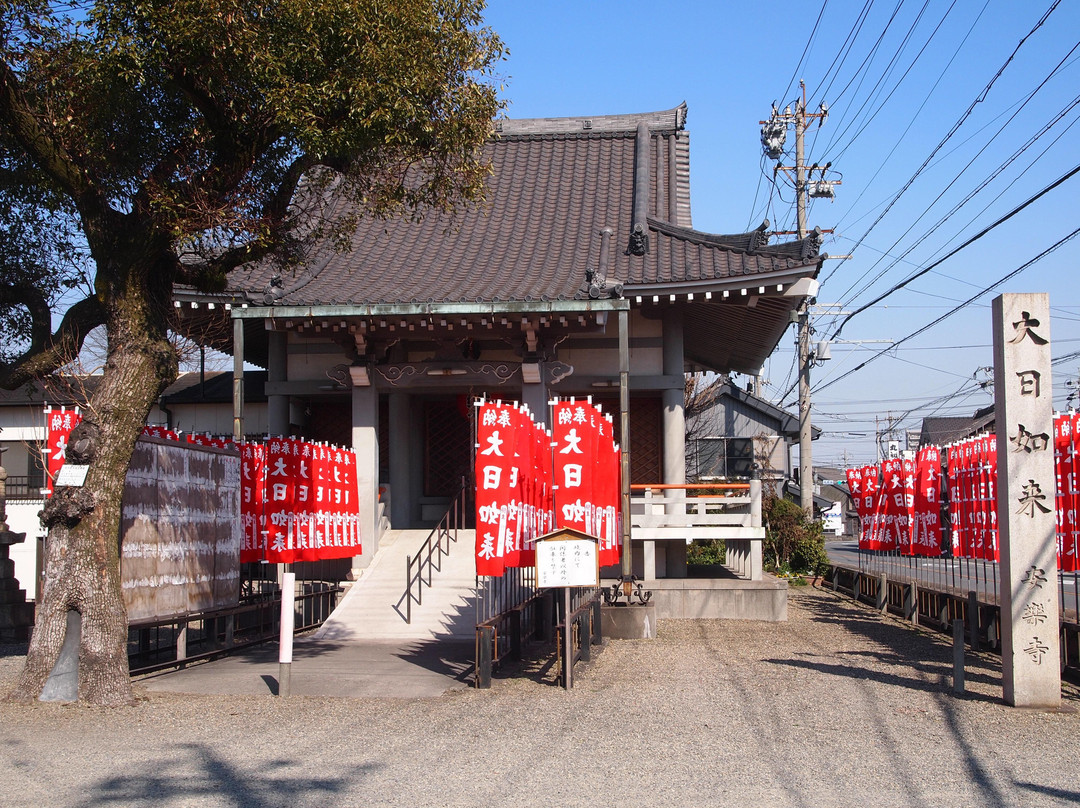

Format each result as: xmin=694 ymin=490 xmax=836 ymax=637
xmin=2 ymin=585 xmax=1078 ymax=808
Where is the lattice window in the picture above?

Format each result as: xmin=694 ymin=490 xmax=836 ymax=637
xmin=592 ymin=395 xmax=662 ymax=484
xmin=305 ymin=402 xmax=351 ymax=445
xmin=424 ymin=399 xmax=470 ymax=497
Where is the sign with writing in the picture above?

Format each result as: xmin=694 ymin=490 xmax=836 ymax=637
xmin=120 ymin=437 xmax=242 ymax=622
xmin=54 ymin=464 xmax=89 ymax=488
xmin=992 ymin=292 xmax=1060 ymax=708
xmin=535 ymin=530 xmax=599 ymax=588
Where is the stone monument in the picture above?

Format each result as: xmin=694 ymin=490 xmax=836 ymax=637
xmin=0 ymin=449 xmax=35 ymax=641
xmin=993 ymin=293 xmax=1061 ymax=708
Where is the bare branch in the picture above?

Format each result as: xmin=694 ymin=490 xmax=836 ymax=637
xmin=0 ymin=293 xmax=105 ymax=389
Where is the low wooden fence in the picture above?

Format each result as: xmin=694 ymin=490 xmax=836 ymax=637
xmin=128 ymin=577 xmax=341 ymax=675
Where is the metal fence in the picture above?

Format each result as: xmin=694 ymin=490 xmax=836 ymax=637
xmin=828 ymin=551 xmax=1080 ymax=680
xmin=127 ymin=567 xmax=341 ymax=675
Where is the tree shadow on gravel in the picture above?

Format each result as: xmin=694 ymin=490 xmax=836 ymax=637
xmin=792 ymin=589 xmax=1005 ymax=693
xmin=786 ymin=588 xmax=1080 ymax=808
xmin=74 ymin=742 xmax=378 ymax=807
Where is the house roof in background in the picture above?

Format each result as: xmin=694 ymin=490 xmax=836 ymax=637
xmin=918 ymin=405 xmax=995 ymax=447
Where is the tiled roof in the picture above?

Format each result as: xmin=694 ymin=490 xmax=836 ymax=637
xmin=919 ymin=407 xmax=995 ymax=447
xmin=224 ymin=104 xmax=822 ymax=309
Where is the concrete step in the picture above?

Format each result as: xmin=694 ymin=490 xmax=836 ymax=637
xmin=315 ymin=528 xmax=476 ymax=641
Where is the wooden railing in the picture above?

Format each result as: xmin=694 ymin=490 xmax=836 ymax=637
xmin=630 ymin=480 xmax=764 ymax=580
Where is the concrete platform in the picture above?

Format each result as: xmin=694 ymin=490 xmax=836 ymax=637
xmin=139 ymin=528 xmax=480 ymax=699
xmin=137 ymin=637 xmax=474 ymax=699
xmin=642 ymin=576 xmax=789 ymax=621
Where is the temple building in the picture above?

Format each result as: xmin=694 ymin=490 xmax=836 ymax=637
xmin=174 ymin=103 xmax=825 ymax=580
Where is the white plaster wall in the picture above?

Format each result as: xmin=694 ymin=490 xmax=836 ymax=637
xmin=151 ymin=401 xmax=268 ymax=437
xmin=6 ymin=499 xmax=45 ymax=600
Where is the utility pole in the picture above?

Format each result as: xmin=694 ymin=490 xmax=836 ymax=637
xmin=761 ymin=81 xmax=839 ymax=515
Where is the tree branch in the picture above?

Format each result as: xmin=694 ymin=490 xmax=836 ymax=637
xmin=0 ymin=58 xmax=105 ymax=222
xmin=0 ymin=293 xmax=106 ymax=389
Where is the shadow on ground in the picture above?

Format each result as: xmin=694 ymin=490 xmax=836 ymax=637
xmin=72 ymin=743 xmax=378 ymax=808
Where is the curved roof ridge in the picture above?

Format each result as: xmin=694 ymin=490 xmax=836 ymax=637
xmin=647 ymin=215 xmax=824 ymax=258
xmin=496 ymin=103 xmax=687 ymax=137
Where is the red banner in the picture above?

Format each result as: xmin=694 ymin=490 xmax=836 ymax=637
xmin=877 ymin=459 xmax=909 ymax=553
xmin=141 ymin=425 xmax=179 ymax=441
xmin=44 ymin=406 xmax=82 ymax=496
xmin=858 ymin=464 xmax=886 ymax=550
xmin=1055 ymin=413 xmax=1079 ymax=572
xmin=475 ymin=401 xmax=522 ymax=577
xmin=1067 ymin=412 xmax=1075 ymax=570
xmin=552 ymin=399 xmax=620 ymax=568
xmin=239 ymin=441 xmax=266 ymax=563
xmin=912 ymin=446 xmax=942 ymax=556
xmin=475 ymin=398 xmax=620 ymax=577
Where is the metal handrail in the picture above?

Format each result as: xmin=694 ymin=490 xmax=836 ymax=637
xmin=405 ymin=479 xmax=467 ymax=624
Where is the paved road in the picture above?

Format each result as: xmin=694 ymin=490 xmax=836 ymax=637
xmin=827 ymin=540 xmax=1080 ymax=605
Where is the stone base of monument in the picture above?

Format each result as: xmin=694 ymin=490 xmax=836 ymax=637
xmin=601 ymin=603 xmax=657 ymax=639
xmin=646 ymin=576 xmax=789 ymax=621
xmin=0 ymin=530 xmax=35 ymax=642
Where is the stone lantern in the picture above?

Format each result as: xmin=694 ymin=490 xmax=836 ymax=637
xmin=0 ymin=449 xmax=35 ymax=640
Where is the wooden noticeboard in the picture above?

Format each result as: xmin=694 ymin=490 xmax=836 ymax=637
xmin=535 ymin=529 xmax=599 ymax=588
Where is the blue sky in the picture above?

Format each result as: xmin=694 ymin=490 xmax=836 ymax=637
xmin=483 ymin=0 xmax=1080 ymax=466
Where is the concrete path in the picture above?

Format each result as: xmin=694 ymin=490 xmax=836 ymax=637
xmin=139 ymin=529 xmax=479 ymax=699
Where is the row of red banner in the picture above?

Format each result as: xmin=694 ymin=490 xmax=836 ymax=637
xmin=474 ymin=398 xmax=621 ymax=577
xmin=45 ymin=408 xmax=362 ymax=565
xmin=846 ymin=447 xmax=943 ymax=556
xmin=1054 ymin=413 xmax=1080 ymax=572
xmin=947 ymin=434 xmax=998 ymax=562
xmin=846 ymin=414 xmax=1080 ymax=572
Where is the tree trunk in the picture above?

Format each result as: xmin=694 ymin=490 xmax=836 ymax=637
xmin=7 ymin=251 xmax=177 ymax=706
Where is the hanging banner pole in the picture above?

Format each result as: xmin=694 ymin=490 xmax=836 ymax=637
xmin=619 ymin=309 xmax=632 ymax=593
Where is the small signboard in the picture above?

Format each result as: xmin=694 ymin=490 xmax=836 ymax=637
xmin=54 ymin=464 xmax=89 ymax=488
xmin=823 ymin=501 xmax=843 ymax=536
xmin=535 ymin=528 xmax=599 ymax=588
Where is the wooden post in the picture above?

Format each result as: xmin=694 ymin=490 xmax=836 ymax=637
xmin=563 ymin=587 xmax=573 ymax=690
xmin=592 ymin=596 xmax=603 ymax=645
xmin=968 ymin=590 xmax=980 ymax=653
xmin=952 ymin=618 xmax=965 ymax=695
xmin=476 ymin=625 xmax=494 ymax=689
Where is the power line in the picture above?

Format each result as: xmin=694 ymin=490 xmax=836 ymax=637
xmin=829 ymin=162 xmax=1080 ymax=340
xmin=819 ymin=0 xmax=1064 ymax=292
xmin=808 ymin=224 xmax=1080 ymax=400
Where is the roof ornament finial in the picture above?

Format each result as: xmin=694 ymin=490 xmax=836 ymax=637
xmin=800 ymin=226 xmax=824 ymax=261
xmin=262 ymin=273 xmax=285 ymax=305
xmin=586 ymin=227 xmax=624 ymax=299
xmin=748 ymin=219 xmax=771 ymax=254
xmin=626 ymin=223 xmax=649 ymax=257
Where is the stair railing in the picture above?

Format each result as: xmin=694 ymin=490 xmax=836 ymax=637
xmin=405 ymin=479 xmax=467 ymax=624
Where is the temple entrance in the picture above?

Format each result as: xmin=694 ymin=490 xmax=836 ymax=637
xmin=420 ymin=396 xmax=473 ymax=527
